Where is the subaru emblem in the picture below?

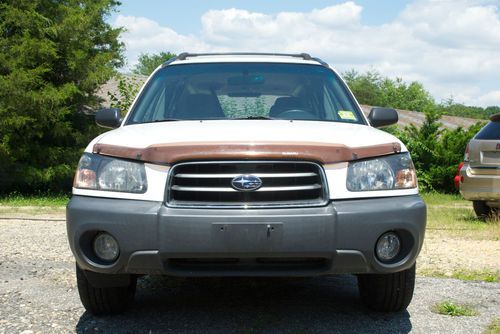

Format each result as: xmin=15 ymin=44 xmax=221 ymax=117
xmin=231 ymin=175 xmax=262 ymax=191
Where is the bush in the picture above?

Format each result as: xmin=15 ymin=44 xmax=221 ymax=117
xmin=389 ymin=110 xmax=484 ymax=192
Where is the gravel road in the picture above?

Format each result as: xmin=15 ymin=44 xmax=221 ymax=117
xmin=1 ymin=218 xmax=499 ymax=334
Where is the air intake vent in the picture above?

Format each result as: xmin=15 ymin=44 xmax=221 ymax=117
xmin=167 ymin=161 xmax=328 ymax=208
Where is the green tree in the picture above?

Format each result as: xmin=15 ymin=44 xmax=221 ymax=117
xmin=343 ymin=69 xmax=435 ymax=112
xmin=0 ymin=0 xmax=124 ymax=194
xmin=380 ymin=78 xmax=435 ymax=112
xmin=344 ymin=69 xmax=497 ymax=120
xmin=438 ymin=97 xmax=500 ymax=119
xmin=343 ymin=69 xmax=384 ymax=106
xmin=132 ymin=52 xmax=176 ymax=76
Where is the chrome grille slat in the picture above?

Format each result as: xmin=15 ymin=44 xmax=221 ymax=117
xmin=171 ymin=184 xmax=322 ymax=192
xmin=175 ymin=172 xmax=317 ymax=178
xmin=167 ymin=161 xmax=327 ymax=208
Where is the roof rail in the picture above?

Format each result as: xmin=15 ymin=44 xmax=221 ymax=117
xmin=170 ymin=52 xmax=328 ymax=66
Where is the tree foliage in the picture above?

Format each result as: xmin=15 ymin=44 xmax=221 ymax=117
xmin=344 ymin=69 xmax=498 ymax=119
xmin=343 ymin=70 xmax=435 ymax=112
xmin=438 ymin=97 xmax=500 ymax=119
xmin=0 ymin=0 xmax=124 ymax=194
xmin=132 ymin=52 xmax=176 ymax=76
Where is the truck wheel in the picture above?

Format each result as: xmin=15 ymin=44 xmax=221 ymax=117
xmin=357 ymin=264 xmax=415 ymax=312
xmin=76 ymin=264 xmax=136 ymax=315
xmin=473 ymin=201 xmax=492 ymax=219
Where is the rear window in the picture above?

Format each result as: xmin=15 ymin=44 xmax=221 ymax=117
xmin=126 ymin=63 xmax=364 ymax=125
xmin=474 ymin=121 xmax=500 ymax=140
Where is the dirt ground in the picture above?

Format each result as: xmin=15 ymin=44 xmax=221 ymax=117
xmin=418 ymin=231 xmax=500 ymax=277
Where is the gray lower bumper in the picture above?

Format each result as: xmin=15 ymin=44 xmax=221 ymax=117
xmin=67 ymin=195 xmax=426 ymax=277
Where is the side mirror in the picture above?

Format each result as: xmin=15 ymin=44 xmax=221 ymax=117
xmin=95 ymin=108 xmax=122 ymax=129
xmin=368 ymin=107 xmax=398 ymax=128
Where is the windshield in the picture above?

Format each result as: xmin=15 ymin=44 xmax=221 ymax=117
xmin=126 ymin=63 xmax=365 ymax=125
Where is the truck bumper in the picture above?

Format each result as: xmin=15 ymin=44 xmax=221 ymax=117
xmin=67 ymin=195 xmax=426 ymax=277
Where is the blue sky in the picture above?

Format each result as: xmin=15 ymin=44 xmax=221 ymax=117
xmin=111 ymin=0 xmax=500 ymax=107
xmin=112 ymin=1 xmax=409 ymax=34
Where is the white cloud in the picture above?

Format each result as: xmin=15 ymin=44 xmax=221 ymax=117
xmin=113 ymin=0 xmax=500 ymax=107
xmin=309 ymin=2 xmax=363 ymax=27
xmin=115 ymin=15 xmax=209 ymax=68
xmin=475 ymin=90 xmax=500 ymax=106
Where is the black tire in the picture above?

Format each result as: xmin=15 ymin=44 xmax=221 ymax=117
xmin=357 ymin=264 xmax=416 ymax=312
xmin=473 ymin=201 xmax=492 ymax=219
xmin=76 ymin=264 xmax=137 ymax=316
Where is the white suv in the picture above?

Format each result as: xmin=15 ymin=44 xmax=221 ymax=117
xmin=67 ymin=53 xmax=426 ymax=315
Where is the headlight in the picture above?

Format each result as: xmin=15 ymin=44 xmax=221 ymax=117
xmin=347 ymin=153 xmax=416 ymax=191
xmin=74 ymin=153 xmax=147 ymax=193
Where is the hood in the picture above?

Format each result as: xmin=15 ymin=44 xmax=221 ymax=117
xmin=95 ymin=120 xmax=402 ymax=148
xmin=90 ymin=120 xmax=405 ymax=164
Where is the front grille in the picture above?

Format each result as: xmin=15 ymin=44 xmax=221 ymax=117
xmin=167 ymin=161 xmax=328 ymax=207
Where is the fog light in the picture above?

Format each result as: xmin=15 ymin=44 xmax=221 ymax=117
xmin=376 ymin=232 xmax=401 ymax=262
xmin=93 ymin=232 xmax=119 ymax=262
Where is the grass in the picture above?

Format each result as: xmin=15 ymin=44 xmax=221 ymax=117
xmin=432 ymin=300 xmax=478 ymax=316
xmin=421 ymin=192 xmax=465 ymax=206
xmin=0 ymin=193 xmax=69 ymax=207
xmin=419 ymin=268 xmax=499 ymax=283
xmin=421 ymin=192 xmax=499 ymax=240
xmin=0 ymin=193 xmax=69 ymax=217
xmin=484 ymin=318 xmax=500 ymax=334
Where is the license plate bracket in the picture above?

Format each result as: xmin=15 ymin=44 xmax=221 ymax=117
xmin=212 ymin=222 xmax=283 ymax=251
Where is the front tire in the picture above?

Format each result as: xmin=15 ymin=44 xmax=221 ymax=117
xmin=76 ymin=264 xmax=137 ymax=315
xmin=357 ymin=264 xmax=416 ymax=312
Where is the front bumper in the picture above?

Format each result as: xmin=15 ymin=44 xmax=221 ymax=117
xmin=67 ymin=195 xmax=426 ymax=277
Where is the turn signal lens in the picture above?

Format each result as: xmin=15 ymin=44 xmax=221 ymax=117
xmin=395 ymin=169 xmax=416 ymax=189
xmin=74 ymin=155 xmax=97 ymax=188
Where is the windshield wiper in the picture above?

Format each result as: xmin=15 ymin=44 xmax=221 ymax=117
xmin=233 ymin=116 xmax=275 ymax=120
xmin=144 ymin=118 xmax=181 ymax=124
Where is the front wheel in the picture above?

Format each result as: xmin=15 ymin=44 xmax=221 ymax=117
xmin=357 ymin=264 xmax=416 ymax=312
xmin=76 ymin=264 xmax=137 ymax=316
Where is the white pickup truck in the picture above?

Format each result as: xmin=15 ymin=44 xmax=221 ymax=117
xmin=67 ymin=53 xmax=426 ymax=315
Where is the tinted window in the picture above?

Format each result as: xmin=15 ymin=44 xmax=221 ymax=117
xmin=475 ymin=121 xmax=500 ymax=140
xmin=126 ymin=63 xmax=364 ymax=125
